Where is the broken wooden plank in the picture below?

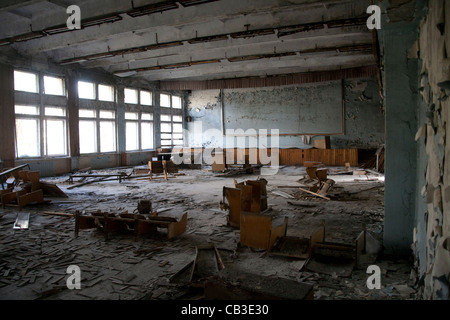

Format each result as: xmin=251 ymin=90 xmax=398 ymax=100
xmin=67 ymin=177 xmax=110 ymax=189
xmin=0 ymin=164 xmax=30 ymax=179
xmin=40 ymin=182 xmax=68 ymax=198
xmin=298 ymin=187 xmax=331 ymax=201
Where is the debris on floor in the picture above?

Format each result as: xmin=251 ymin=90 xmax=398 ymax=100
xmin=0 ymin=166 xmax=414 ymax=300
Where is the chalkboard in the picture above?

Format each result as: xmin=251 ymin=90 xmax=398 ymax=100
xmin=222 ymin=81 xmax=344 ymax=135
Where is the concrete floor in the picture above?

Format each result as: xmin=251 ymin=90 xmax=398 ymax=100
xmin=0 ymin=166 xmax=416 ymax=300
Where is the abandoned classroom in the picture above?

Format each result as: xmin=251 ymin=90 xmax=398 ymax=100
xmin=0 ymin=0 xmax=449 ymax=302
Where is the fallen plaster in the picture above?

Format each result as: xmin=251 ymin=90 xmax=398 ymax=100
xmin=412 ymin=0 xmax=450 ymax=300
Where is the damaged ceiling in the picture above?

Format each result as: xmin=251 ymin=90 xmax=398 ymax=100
xmin=0 ymin=0 xmax=376 ymax=82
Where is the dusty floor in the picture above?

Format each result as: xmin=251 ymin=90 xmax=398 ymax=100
xmin=0 ymin=166 xmax=417 ymax=300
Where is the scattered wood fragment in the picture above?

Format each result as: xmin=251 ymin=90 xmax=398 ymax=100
xmin=272 ymin=191 xmax=295 ymax=199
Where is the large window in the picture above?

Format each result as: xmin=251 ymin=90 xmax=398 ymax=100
xmin=79 ymin=109 xmax=117 ymax=154
xmin=79 ymin=109 xmax=97 ymax=154
xmin=99 ymin=110 xmax=116 ymax=153
xmin=160 ymin=93 xmax=184 ymax=147
xmin=44 ymin=107 xmax=67 ymax=156
xmin=125 ymin=87 xmax=154 ymax=151
xmin=15 ymin=105 xmax=40 ymax=158
xmin=77 ymin=80 xmax=117 ymax=154
xmin=14 ymin=70 xmax=68 ymax=158
xmin=125 ymin=111 xmax=154 ymax=151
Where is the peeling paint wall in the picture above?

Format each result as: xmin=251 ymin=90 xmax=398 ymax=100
xmin=185 ymin=78 xmax=384 ymax=150
xmin=412 ymin=0 xmax=450 ymax=300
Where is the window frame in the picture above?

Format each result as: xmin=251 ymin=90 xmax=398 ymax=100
xmin=159 ymin=93 xmax=184 ymax=147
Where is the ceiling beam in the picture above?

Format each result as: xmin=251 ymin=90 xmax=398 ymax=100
xmin=159 ymin=65 xmax=378 ymax=90
xmin=139 ymin=53 xmax=375 ymax=81
xmin=58 ymin=16 xmax=368 ymax=65
xmin=112 ymin=44 xmax=373 ymax=76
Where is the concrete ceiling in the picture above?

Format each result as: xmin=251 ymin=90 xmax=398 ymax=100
xmin=0 ymin=0 xmax=376 ymax=82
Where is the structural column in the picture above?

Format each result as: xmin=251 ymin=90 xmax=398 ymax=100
xmin=380 ymin=0 xmax=424 ymax=255
xmin=0 ymin=64 xmax=16 ymax=168
xmin=67 ymin=72 xmax=80 ymax=158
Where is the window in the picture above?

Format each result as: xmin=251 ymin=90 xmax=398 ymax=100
xmin=125 ymin=111 xmax=154 ymax=151
xmin=79 ymin=109 xmax=116 ymax=154
xmin=172 ymin=95 xmax=182 ymax=109
xmin=126 ymin=121 xmax=139 ymax=151
xmin=79 ymin=109 xmax=97 ymax=154
xmin=124 ymin=88 xmax=138 ymax=104
xmin=160 ymin=113 xmax=184 ymax=147
xmin=15 ymin=105 xmax=39 ymax=115
xmin=140 ymin=90 xmax=152 ymax=106
xmin=160 ymin=113 xmax=172 ymax=146
xmin=141 ymin=113 xmax=154 ymax=150
xmin=14 ymin=70 xmax=38 ymax=93
xmin=98 ymin=84 xmax=114 ymax=102
xmin=78 ymin=81 xmax=95 ymax=100
xmin=160 ymin=93 xmax=170 ymax=108
xmin=99 ymin=111 xmax=116 ymax=153
xmin=15 ymin=106 xmax=40 ymax=157
xmin=44 ymin=107 xmax=67 ymax=156
xmin=15 ymin=105 xmax=68 ymax=158
xmin=43 ymin=76 xmax=65 ymax=96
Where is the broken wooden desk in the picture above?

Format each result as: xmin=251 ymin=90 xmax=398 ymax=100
xmin=148 ymin=160 xmax=179 ymax=181
xmin=74 ymin=211 xmax=187 ymax=240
